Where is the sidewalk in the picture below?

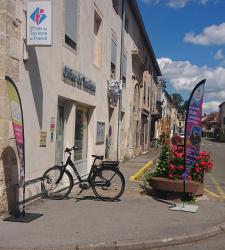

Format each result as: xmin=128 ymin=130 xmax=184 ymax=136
xmin=1 ymin=149 xmax=225 ymax=250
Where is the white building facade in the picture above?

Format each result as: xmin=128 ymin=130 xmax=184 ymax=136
xmin=0 ymin=0 xmax=163 ymax=214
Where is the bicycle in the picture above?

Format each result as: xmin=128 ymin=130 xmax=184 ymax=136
xmin=41 ymin=146 xmax=125 ymax=201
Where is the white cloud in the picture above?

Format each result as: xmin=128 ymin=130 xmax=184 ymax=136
xmin=203 ymin=101 xmax=221 ymax=113
xmin=157 ymin=57 xmax=225 ymax=113
xmin=167 ymin=0 xmax=189 ymax=8
xmin=184 ymin=23 xmax=225 ymax=45
xmin=214 ymin=49 xmax=224 ymax=61
xmin=200 ymin=0 xmax=209 ymax=4
xmin=140 ymin=0 xmax=215 ymax=8
xmin=140 ymin=0 xmax=160 ymax=5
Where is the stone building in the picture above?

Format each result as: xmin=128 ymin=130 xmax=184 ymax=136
xmin=155 ymin=89 xmax=178 ymax=139
xmin=0 ymin=0 xmax=162 ymax=214
xmin=202 ymin=112 xmax=219 ymax=138
xmin=219 ymin=102 xmax=225 ymax=142
xmin=177 ymin=112 xmax=185 ymax=134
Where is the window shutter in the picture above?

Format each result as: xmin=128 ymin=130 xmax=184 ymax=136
xmin=65 ymin=0 xmax=77 ymax=43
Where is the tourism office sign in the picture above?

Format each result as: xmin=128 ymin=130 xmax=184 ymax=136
xmin=27 ymin=1 xmax=52 ymax=45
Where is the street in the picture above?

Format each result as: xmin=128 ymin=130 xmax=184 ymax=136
xmin=159 ymin=232 xmax=225 ymax=250
xmin=0 ymin=139 xmax=225 ymax=249
xmin=159 ymin=138 xmax=225 ymax=250
xmin=202 ymin=138 xmax=225 ymax=201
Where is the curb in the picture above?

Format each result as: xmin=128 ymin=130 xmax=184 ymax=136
xmin=129 ymin=160 xmax=153 ymax=181
xmin=0 ymin=218 xmax=225 ymax=250
xmin=9 ymin=221 xmax=224 ymax=250
xmin=67 ymin=222 xmax=225 ymax=250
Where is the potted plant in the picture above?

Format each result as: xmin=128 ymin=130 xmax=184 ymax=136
xmin=145 ymin=138 xmax=214 ymax=197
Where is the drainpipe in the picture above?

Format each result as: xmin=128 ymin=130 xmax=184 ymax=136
xmin=117 ymin=0 xmax=125 ymax=161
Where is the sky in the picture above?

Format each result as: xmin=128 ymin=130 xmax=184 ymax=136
xmin=137 ymin=0 xmax=225 ymax=114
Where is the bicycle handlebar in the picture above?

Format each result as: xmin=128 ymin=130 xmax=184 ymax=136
xmin=64 ymin=146 xmax=78 ymax=154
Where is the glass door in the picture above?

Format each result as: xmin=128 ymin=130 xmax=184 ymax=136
xmin=55 ymin=105 xmax=64 ymax=164
xmin=74 ymin=106 xmax=88 ymax=176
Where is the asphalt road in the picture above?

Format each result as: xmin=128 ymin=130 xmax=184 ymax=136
xmin=159 ymin=232 xmax=225 ymax=250
xmin=159 ymin=138 xmax=225 ymax=250
xmin=201 ymin=138 xmax=225 ymax=200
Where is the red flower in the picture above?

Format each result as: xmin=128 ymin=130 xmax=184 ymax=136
xmin=177 ymin=165 xmax=184 ymax=171
xmin=168 ymin=173 xmax=173 ymax=179
xmin=176 ymin=153 xmax=183 ymax=158
xmin=195 ymin=167 xmax=201 ymax=173
xmin=170 ymin=163 xmax=175 ymax=171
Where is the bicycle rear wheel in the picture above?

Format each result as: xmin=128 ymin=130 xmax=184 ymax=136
xmin=91 ymin=167 xmax=125 ymax=201
xmin=42 ymin=166 xmax=73 ymax=200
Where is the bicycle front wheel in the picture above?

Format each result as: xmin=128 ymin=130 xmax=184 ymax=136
xmin=91 ymin=167 xmax=125 ymax=201
xmin=42 ymin=166 xmax=73 ymax=200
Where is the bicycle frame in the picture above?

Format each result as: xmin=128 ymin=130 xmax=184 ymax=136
xmin=58 ymin=154 xmax=99 ymax=185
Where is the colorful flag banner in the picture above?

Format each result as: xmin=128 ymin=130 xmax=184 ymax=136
xmin=6 ymin=76 xmax=25 ymax=186
xmin=183 ymin=79 xmax=206 ymax=179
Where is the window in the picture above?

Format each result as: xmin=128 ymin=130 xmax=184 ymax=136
xmin=65 ymin=0 xmax=78 ymax=50
xmin=111 ymin=38 xmax=117 ymax=79
xmin=74 ymin=109 xmax=88 ymax=161
xmin=148 ymin=86 xmax=150 ymax=107
xmin=121 ymin=50 xmax=127 ymax=83
xmin=143 ymin=82 xmax=146 ymax=104
xmin=93 ymin=9 xmax=103 ymax=68
xmin=223 ymin=117 xmax=225 ymax=125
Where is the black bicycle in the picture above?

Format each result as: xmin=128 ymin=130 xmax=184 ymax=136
xmin=42 ymin=146 xmax=125 ymax=201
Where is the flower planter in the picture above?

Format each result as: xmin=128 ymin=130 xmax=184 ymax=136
xmin=149 ymin=176 xmax=204 ymax=195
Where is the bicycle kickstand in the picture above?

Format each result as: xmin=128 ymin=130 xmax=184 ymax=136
xmin=77 ymin=189 xmax=84 ymax=196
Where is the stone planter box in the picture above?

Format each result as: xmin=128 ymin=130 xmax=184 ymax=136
xmin=149 ymin=177 xmax=204 ymax=195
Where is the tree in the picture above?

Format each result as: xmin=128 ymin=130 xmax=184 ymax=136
xmin=171 ymin=93 xmax=184 ymax=107
xmin=171 ymin=93 xmax=189 ymax=114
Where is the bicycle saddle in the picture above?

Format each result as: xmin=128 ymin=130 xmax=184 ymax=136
xmin=91 ymin=155 xmax=104 ymax=160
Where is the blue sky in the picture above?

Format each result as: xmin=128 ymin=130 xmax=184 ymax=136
xmin=137 ymin=0 xmax=225 ymax=113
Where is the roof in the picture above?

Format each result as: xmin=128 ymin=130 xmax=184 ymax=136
xmin=202 ymin=112 xmax=219 ymax=124
xmin=219 ymin=101 xmax=225 ymax=108
xmin=127 ymin=0 xmax=162 ymax=76
xmin=164 ymin=90 xmax=173 ymax=103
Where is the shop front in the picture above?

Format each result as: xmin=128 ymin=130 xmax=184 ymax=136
xmin=55 ymin=101 xmax=89 ymax=177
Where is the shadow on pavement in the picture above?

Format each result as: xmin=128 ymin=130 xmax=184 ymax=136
xmin=203 ymin=137 xmax=225 ymax=143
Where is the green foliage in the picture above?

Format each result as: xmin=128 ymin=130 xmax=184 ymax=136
xmin=144 ymin=145 xmax=170 ymax=185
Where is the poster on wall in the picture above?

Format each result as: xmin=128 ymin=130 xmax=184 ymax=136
xmin=183 ymin=79 xmax=206 ymax=179
xmin=40 ymin=131 xmax=47 ymax=147
xmin=96 ymin=122 xmax=105 ymax=144
xmin=50 ymin=117 xmax=55 ymax=142
xmin=6 ymin=76 xmax=25 ymax=187
xmin=27 ymin=1 xmax=52 ymax=45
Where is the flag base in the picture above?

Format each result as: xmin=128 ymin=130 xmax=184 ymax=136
xmin=169 ymin=203 xmax=198 ymax=213
xmin=3 ymin=212 xmax=43 ymax=223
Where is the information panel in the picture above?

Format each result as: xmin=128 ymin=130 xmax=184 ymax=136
xmin=27 ymin=1 xmax=52 ymax=45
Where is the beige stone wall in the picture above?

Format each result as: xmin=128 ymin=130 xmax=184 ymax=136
xmin=0 ymin=0 xmax=21 ymax=215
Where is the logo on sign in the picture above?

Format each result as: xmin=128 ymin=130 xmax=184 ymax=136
xmin=30 ymin=7 xmax=47 ymax=25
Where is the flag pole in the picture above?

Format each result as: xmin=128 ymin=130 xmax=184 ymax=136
xmin=170 ymin=79 xmax=206 ymax=213
xmin=4 ymin=75 xmax=42 ymax=222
